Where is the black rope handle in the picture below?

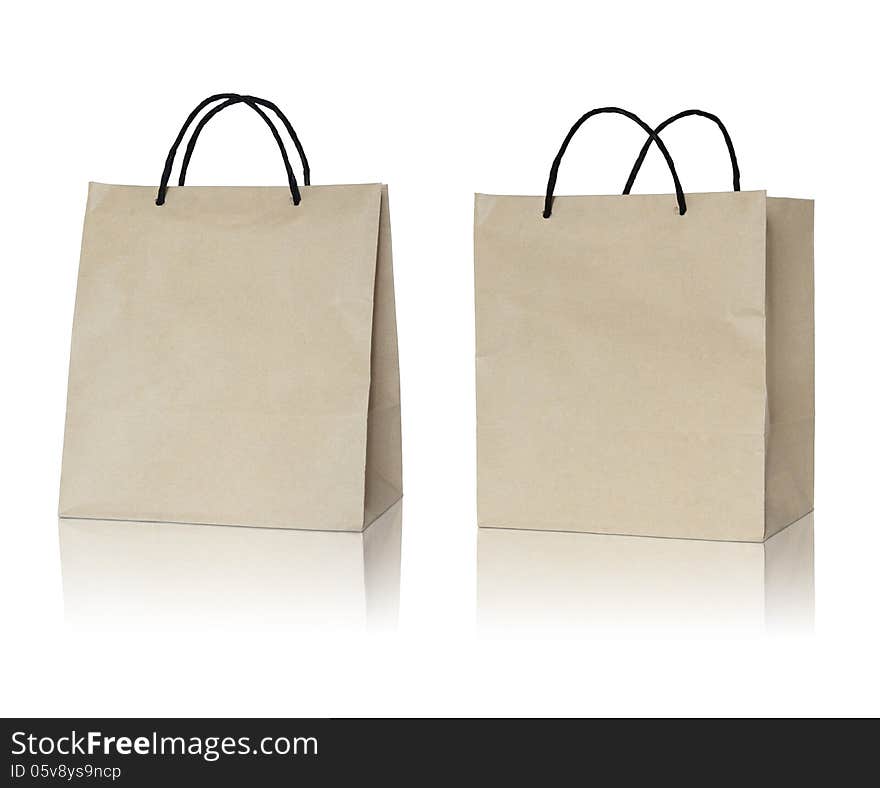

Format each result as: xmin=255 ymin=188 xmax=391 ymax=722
xmin=623 ymin=109 xmax=740 ymax=195
xmin=156 ymin=93 xmax=301 ymax=206
xmin=543 ymin=107 xmax=687 ymax=218
xmin=178 ymin=95 xmax=310 ymax=188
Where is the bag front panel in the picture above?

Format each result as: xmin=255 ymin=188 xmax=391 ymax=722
xmin=475 ymin=191 xmax=768 ymax=540
xmin=60 ymin=183 xmax=382 ymax=530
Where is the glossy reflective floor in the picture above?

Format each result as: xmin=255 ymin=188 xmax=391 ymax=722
xmin=60 ymin=505 xmax=813 ymax=634
xmin=478 ymin=513 xmax=814 ymax=633
xmin=59 ymin=501 xmax=402 ymax=631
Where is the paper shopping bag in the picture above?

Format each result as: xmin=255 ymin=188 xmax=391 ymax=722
xmin=60 ymin=94 xmax=401 ymax=530
xmin=474 ymin=107 xmax=813 ymax=541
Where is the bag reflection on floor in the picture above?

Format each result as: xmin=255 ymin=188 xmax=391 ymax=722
xmin=59 ymin=501 xmax=402 ymax=631
xmin=478 ymin=513 xmax=813 ymax=633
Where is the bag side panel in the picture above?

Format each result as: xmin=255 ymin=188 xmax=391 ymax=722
xmin=362 ymin=186 xmax=403 ymax=526
xmin=764 ymin=198 xmax=815 ymax=538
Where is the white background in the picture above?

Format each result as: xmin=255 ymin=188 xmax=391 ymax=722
xmin=1 ymin=0 xmax=878 ymax=717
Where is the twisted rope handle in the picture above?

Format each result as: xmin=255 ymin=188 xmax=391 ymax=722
xmin=623 ymin=109 xmax=739 ymax=195
xmin=156 ymin=93 xmax=304 ymax=206
xmin=544 ymin=107 xmax=687 ymax=218
xmin=178 ymin=95 xmax=309 ymax=188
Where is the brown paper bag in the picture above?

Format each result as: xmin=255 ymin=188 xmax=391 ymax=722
xmin=475 ymin=107 xmax=813 ymax=542
xmin=60 ymin=94 xmax=401 ymax=531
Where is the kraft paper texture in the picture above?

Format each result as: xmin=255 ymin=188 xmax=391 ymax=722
xmin=60 ymin=183 xmax=401 ymax=531
xmin=474 ymin=190 xmax=813 ymax=541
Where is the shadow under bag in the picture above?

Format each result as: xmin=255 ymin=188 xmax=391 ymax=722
xmin=60 ymin=93 xmax=402 ymax=530
xmin=474 ymin=107 xmax=813 ymax=541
